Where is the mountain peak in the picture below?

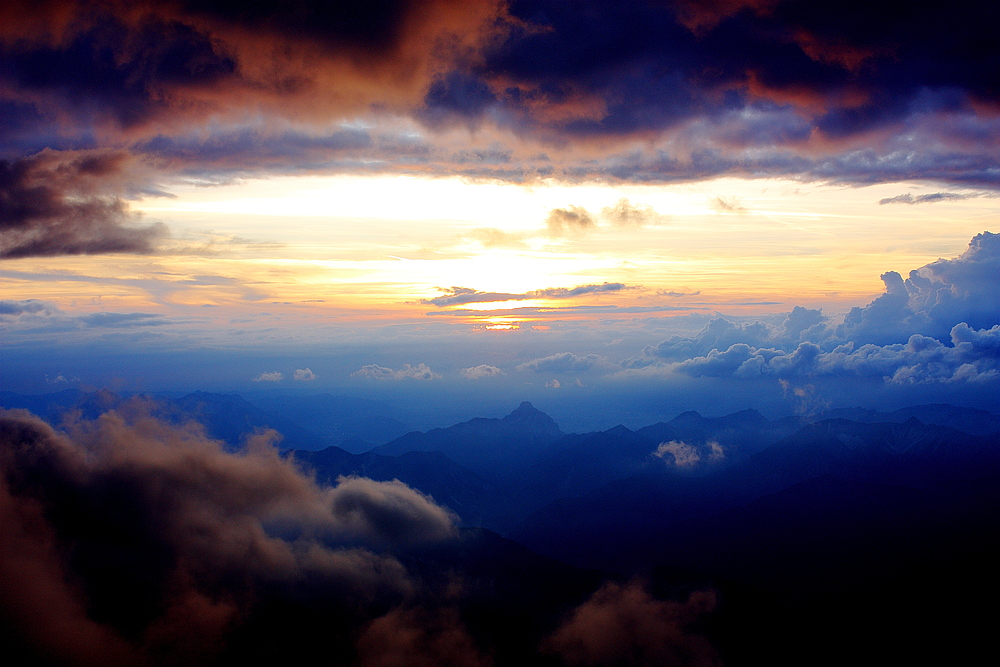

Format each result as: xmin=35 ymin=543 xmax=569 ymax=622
xmin=503 ymin=402 xmax=561 ymax=432
xmin=505 ymin=401 xmax=540 ymax=419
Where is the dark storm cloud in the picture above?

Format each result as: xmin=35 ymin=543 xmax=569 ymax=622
xmin=0 ymin=152 xmax=165 ymax=259
xmin=0 ymin=0 xmax=998 ymax=221
xmin=623 ymin=232 xmax=1000 ymax=384
xmin=0 ymin=405 xmax=457 ymax=664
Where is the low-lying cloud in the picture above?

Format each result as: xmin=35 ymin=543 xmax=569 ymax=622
xmin=544 ymin=581 xmax=719 ymax=667
xmin=0 ymin=405 xmax=458 ymax=664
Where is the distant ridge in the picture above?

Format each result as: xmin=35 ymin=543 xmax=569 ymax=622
xmin=374 ymin=401 xmax=564 ymax=477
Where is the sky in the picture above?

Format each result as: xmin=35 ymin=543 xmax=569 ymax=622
xmin=3 ymin=0 xmax=1000 ymax=429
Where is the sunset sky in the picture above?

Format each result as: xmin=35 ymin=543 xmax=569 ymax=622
xmin=3 ymin=0 xmax=1000 ymax=428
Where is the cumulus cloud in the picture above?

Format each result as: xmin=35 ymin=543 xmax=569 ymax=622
xmin=661 ymin=324 xmax=1000 ymax=384
xmin=293 ymin=368 xmax=317 ymax=381
xmin=353 ymin=363 xmax=440 ymax=381
xmin=252 ymin=371 xmax=284 ymax=382
xmin=543 ymin=582 xmax=719 ymax=667
xmin=630 ymin=306 xmax=829 ymax=366
xmin=0 ymin=406 xmax=457 ymax=665
xmin=619 ymin=233 xmax=1000 ymax=385
xmin=517 ymin=352 xmax=606 ymax=373
xmin=840 ymin=232 xmax=1000 ymax=344
xmin=0 ymin=152 xmax=166 ymax=259
xmin=460 ymin=365 xmax=504 ymax=379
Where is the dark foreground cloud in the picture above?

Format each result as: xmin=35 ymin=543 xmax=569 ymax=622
xmin=543 ymin=581 xmax=719 ymax=667
xmin=0 ymin=152 xmax=165 ymax=259
xmin=0 ymin=405 xmax=456 ymax=664
xmin=625 ymin=232 xmax=1000 ymax=385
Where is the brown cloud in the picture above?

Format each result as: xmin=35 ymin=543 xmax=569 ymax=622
xmin=357 ymin=606 xmax=492 ymax=667
xmin=0 ymin=150 xmax=165 ymax=258
xmin=544 ymin=581 xmax=719 ymax=667
xmin=0 ymin=404 xmax=457 ymax=664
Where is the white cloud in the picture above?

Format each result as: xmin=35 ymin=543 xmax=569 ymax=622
xmin=252 ymin=371 xmax=284 ymax=382
xmin=352 ymin=363 xmax=440 ymax=381
xmin=460 ymin=364 xmax=504 ymax=379
xmin=294 ymin=368 xmax=317 ymax=381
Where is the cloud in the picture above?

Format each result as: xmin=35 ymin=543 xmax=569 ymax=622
xmin=532 ymin=283 xmax=628 ymax=299
xmin=353 ymin=363 xmax=440 ymax=381
xmin=0 ymin=299 xmax=53 ymax=317
xmin=543 ymin=201 xmax=667 ymax=237
xmin=293 ymin=368 xmax=317 ymax=381
xmin=0 ymin=3 xmax=999 ymax=188
xmin=80 ymin=312 xmax=169 ymax=328
xmin=460 ymin=365 xmax=504 ymax=379
xmin=600 ymin=198 xmax=668 ymax=228
xmin=422 ymin=287 xmax=522 ymax=307
xmin=546 ymin=206 xmax=595 ymax=236
xmin=517 ymin=352 xmax=606 ymax=373
xmin=0 ymin=405 xmax=457 ymax=664
xmin=543 ymin=582 xmax=719 ymax=667
xmin=356 ymin=607 xmax=491 ymax=667
xmin=423 ymin=283 xmax=630 ymax=307
xmin=711 ymin=196 xmax=748 ymax=213
xmin=660 ymin=324 xmax=1000 ymax=384
xmin=840 ymin=232 xmax=1000 ymax=344
xmin=466 ymin=227 xmax=529 ymax=249
xmin=654 ymin=441 xmax=724 ymax=467
xmin=0 ymin=152 xmax=166 ymax=259
xmin=620 ymin=233 xmax=1000 ymax=385
xmin=252 ymin=371 xmax=284 ymax=382
xmin=546 ymin=379 xmax=561 ymax=388
xmin=630 ymin=306 xmax=829 ymax=366
xmin=878 ymin=192 xmax=980 ymax=205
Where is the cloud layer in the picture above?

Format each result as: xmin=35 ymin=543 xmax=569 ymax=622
xmin=2 ymin=0 xmax=1000 ymax=258
xmin=626 ymin=232 xmax=1000 ymax=386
